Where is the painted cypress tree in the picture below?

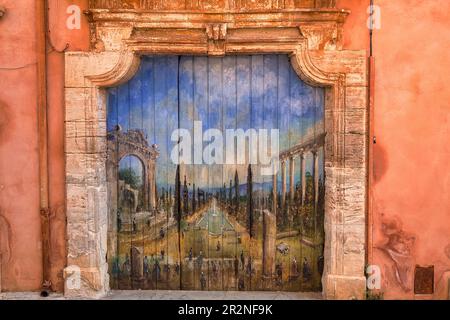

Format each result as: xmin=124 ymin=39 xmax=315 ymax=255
xmin=234 ymin=170 xmax=240 ymax=214
xmin=175 ymin=165 xmax=181 ymax=225
xmin=163 ymin=188 xmax=166 ymax=206
xmin=183 ymin=175 xmax=189 ymax=215
xmin=228 ymin=180 xmax=233 ymax=206
xmin=222 ymin=183 xmax=226 ymax=203
xmin=192 ymin=183 xmax=196 ymax=213
xmin=247 ymin=164 xmax=254 ymax=238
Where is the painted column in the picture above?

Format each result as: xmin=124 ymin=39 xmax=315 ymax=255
xmin=313 ymin=150 xmax=320 ymax=209
xmin=149 ymin=161 xmax=157 ymax=210
xmin=289 ymin=156 xmax=295 ymax=203
xmin=143 ymin=165 xmax=149 ymax=211
xmin=301 ymin=152 xmax=306 ymax=206
xmin=281 ymin=160 xmax=286 ymax=210
xmin=262 ymin=210 xmax=276 ymax=279
xmin=272 ymin=171 xmax=277 ymax=216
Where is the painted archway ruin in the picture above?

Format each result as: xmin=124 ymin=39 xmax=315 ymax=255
xmin=64 ymin=1 xmax=368 ymax=299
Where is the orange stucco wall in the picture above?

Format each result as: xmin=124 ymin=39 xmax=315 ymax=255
xmin=0 ymin=0 xmax=89 ymax=292
xmin=369 ymin=0 xmax=450 ymax=299
xmin=0 ymin=0 xmax=448 ymax=299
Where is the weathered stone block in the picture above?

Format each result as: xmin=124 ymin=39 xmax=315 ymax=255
xmin=324 ymin=274 xmax=366 ymax=300
xmin=66 ymin=136 xmax=107 ymax=154
xmin=344 ymin=133 xmax=367 ymax=168
xmin=346 ymin=86 xmax=367 ymax=110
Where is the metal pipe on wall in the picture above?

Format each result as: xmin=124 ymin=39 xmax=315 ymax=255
xmin=0 ymin=253 xmax=2 ymax=293
xmin=36 ymin=0 xmax=52 ymax=296
xmin=366 ymin=0 xmax=376 ymax=267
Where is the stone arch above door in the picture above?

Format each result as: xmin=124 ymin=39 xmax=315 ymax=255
xmin=64 ymin=3 xmax=368 ymax=299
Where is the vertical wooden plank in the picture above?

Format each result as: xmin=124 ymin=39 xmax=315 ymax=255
xmin=154 ymin=56 xmax=177 ymax=290
xmin=249 ymin=55 xmax=264 ymax=291
xmin=193 ymin=56 xmax=208 ymax=291
xmin=179 ymin=56 xmax=195 ymax=290
xmin=140 ymin=57 xmax=155 ymax=289
xmin=313 ymin=86 xmax=325 ymax=292
xmin=235 ymin=55 xmax=251 ymax=291
xmin=222 ymin=56 xmax=237 ymax=291
xmin=206 ymin=57 xmax=222 ymax=291
xmin=276 ymin=55 xmax=291 ymax=290
xmin=149 ymin=57 xmax=159 ymax=290
xmin=131 ymin=64 xmax=144 ymax=290
xmin=153 ymin=56 xmax=168 ymax=290
xmin=166 ymin=56 xmax=180 ymax=290
xmin=180 ymin=56 xmax=197 ymax=291
xmin=117 ymin=82 xmax=131 ymax=289
xmin=106 ymin=88 xmax=118 ymax=290
xmin=288 ymin=63 xmax=303 ymax=291
xmin=220 ymin=57 xmax=229 ymax=291
xmin=262 ymin=55 xmax=277 ymax=291
xmin=273 ymin=56 xmax=291 ymax=290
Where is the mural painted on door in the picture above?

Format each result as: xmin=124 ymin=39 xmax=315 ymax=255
xmin=107 ymin=55 xmax=325 ymax=291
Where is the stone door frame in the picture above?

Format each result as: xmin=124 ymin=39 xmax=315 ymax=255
xmin=64 ymin=7 xmax=368 ymax=299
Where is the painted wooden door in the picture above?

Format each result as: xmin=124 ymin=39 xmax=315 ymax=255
xmin=107 ymin=55 xmax=325 ymax=291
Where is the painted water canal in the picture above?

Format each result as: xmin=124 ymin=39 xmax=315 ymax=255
xmin=196 ymin=199 xmax=235 ymax=235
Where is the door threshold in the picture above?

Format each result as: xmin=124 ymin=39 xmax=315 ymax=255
xmin=105 ymin=290 xmax=322 ymax=300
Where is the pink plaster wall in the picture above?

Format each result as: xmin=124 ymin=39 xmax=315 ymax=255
xmin=339 ymin=0 xmax=450 ymax=299
xmin=0 ymin=0 xmax=89 ymax=292
xmin=0 ymin=0 xmax=42 ymax=291
xmin=370 ymin=0 xmax=450 ymax=299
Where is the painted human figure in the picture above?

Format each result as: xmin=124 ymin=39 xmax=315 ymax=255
xmin=153 ymin=259 xmax=161 ymax=281
xmin=160 ymin=249 xmax=165 ymax=261
xmin=189 ymin=247 xmax=193 ymax=261
xmin=276 ymin=262 xmax=283 ymax=285
xmin=132 ymin=217 xmax=137 ymax=233
xmin=150 ymin=254 xmax=155 ymax=266
xmin=122 ymin=254 xmax=131 ymax=277
xmin=112 ymin=257 xmax=120 ymax=278
xmin=200 ymin=272 xmax=207 ymax=290
xmin=143 ymin=256 xmax=149 ymax=278
xmin=164 ymin=263 xmax=171 ymax=280
xmin=246 ymin=256 xmax=253 ymax=275
xmin=303 ymin=257 xmax=312 ymax=282
xmin=160 ymin=227 xmax=165 ymax=239
xmin=234 ymin=255 xmax=239 ymax=277
xmin=175 ymin=262 xmax=180 ymax=275
xmin=216 ymin=241 xmax=221 ymax=252
xmin=197 ymin=250 xmax=204 ymax=269
xmin=117 ymin=210 xmax=122 ymax=232
xmin=317 ymin=254 xmax=324 ymax=276
xmin=212 ymin=260 xmax=218 ymax=278
xmin=292 ymin=257 xmax=298 ymax=275
xmin=238 ymin=277 xmax=245 ymax=291
xmin=240 ymin=250 xmax=245 ymax=270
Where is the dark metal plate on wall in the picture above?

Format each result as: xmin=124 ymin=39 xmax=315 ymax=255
xmin=414 ymin=265 xmax=434 ymax=295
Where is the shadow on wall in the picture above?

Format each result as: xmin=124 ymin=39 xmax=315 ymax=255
xmin=0 ymin=101 xmax=14 ymax=146
xmin=373 ymin=144 xmax=388 ymax=184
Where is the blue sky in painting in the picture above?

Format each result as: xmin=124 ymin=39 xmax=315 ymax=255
xmin=108 ymin=55 xmax=324 ymax=189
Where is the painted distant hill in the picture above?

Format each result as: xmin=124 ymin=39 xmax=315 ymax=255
xmin=157 ymin=181 xmax=287 ymax=196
